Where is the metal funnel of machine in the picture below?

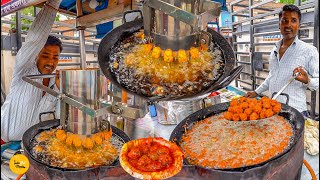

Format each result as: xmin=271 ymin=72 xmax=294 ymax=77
xmin=59 ymin=69 xmax=108 ymax=135
xmin=143 ymin=0 xmax=221 ymax=50
xmin=59 ymin=69 xmax=149 ymax=136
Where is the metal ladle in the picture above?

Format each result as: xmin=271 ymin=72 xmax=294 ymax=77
xmin=272 ymin=72 xmax=300 ymax=100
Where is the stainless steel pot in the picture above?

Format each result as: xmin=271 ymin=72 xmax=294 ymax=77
xmin=155 ymin=99 xmax=205 ymax=125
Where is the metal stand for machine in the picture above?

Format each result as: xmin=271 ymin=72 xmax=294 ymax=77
xmin=22 ymin=72 xmax=147 ymax=136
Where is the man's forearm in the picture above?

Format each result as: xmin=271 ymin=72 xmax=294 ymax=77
xmin=255 ymin=74 xmax=271 ymax=95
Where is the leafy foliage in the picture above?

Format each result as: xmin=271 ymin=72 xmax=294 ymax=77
xmin=11 ymin=6 xmax=60 ymax=31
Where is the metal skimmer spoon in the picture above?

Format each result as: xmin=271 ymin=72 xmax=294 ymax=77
xmin=272 ymin=72 xmax=300 ymax=100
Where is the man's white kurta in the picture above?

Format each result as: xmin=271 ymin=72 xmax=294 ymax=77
xmin=1 ymin=0 xmax=62 ymax=142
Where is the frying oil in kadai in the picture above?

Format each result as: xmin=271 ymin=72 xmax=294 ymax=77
xmin=181 ymin=113 xmax=294 ymax=169
xmin=109 ymin=30 xmax=225 ymax=98
xmin=30 ymin=127 xmax=124 ymax=169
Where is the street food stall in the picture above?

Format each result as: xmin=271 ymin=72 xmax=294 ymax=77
xmin=1 ymin=0 xmax=319 ymax=179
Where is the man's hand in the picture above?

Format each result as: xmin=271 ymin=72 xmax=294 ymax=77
xmin=293 ymin=66 xmax=309 ymax=84
xmin=246 ymin=91 xmax=257 ymax=98
xmin=55 ymin=70 xmax=60 ymax=89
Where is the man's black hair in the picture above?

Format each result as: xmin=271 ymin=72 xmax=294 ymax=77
xmin=45 ymin=35 xmax=63 ymax=52
xmin=279 ymin=4 xmax=301 ymax=22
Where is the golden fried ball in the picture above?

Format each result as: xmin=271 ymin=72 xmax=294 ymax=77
xmin=270 ymin=99 xmax=278 ymax=106
xmin=144 ymin=44 xmax=153 ymax=54
xmin=265 ymin=109 xmax=274 ymax=118
xmin=240 ymin=102 xmax=249 ymax=109
xmin=224 ymin=112 xmax=233 ymax=120
xmin=234 ymin=106 xmax=243 ymax=114
xmin=230 ymin=99 xmax=239 ymax=107
xmin=250 ymin=112 xmax=259 ymax=120
xmin=65 ymin=134 xmax=74 ymax=146
xmin=239 ymin=97 xmax=246 ymax=103
xmin=56 ymin=130 xmax=67 ymax=141
xmin=177 ymin=49 xmax=188 ymax=63
xmin=273 ymin=104 xmax=281 ymax=114
xmin=249 ymin=102 xmax=256 ymax=108
xmin=253 ymin=105 xmax=262 ymax=114
xmin=244 ymin=108 xmax=253 ymax=115
xmin=190 ymin=47 xmax=200 ymax=59
xmin=73 ymin=135 xmax=82 ymax=147
xmin=228 ymin=107 xmax=235 ymax=113
xmin=259 ymin=111 xmax=266 ymax=119
xmin=263 ymin=101 xmax=271 ymax=109
xmin=152 ymin=46 xmax=161 ymax=59
xmin=239 ymin=113 xmax=248 ymax=121
xmin=261 ymin=96 xmax=268 ymax=101
xmin=83 ymin=138 xmax=94 ymax=149
xmin=102 ymin=129 xmax=113 ymax=140
xmin=232 ymin=114 xmax=240 ymax=121
xmin=163 ymin=49 xmax=174 ymax=62
xmin=92 ymin=134 xmax=103 ymax=145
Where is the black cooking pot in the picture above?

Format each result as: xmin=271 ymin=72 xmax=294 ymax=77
xmin=98 ymin=18 xmax=243 ymax=101
xmin=22 ymin=119 xmax=132 ymax=179
xmin=169 ymin=102 xmax=305 ymax=179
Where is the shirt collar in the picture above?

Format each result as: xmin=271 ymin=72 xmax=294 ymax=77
xmin=36 ymin=68 xmax=56 ymax=89
xmin=275 ymin=35 xmax=299 ymax=48
xmin=274 ymin=36 xmax=299 ymax=57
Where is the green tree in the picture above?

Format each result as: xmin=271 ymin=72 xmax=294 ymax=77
xmin=11 ymin=6 xmax=60 ymax=31
xmin=279 ymin=0 xmax=307 ymax=3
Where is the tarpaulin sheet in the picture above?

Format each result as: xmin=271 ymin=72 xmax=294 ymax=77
xmin=1 ymin=0 xmax=46 ymax=17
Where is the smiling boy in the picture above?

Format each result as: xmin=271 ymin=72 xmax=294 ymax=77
xmin=1 ymin=0 xmax=62 ymax=142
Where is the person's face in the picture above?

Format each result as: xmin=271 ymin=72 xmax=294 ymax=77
xmin=279 ymin=11 xmax=300 ymax=40
xmin=36 ymin=45 xmax=60 ymax=74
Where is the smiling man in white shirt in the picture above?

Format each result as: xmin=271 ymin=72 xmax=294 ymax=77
xmin=246 ymin=4 xmax=319 ymax=116
xmin=1 ymin=0 xmax=63 ymax=143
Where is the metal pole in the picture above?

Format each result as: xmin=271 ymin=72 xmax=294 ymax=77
xmin=76 ymin=0 xmax=87 ymax=69
xmin=310 ymin=0 xmax=318 ymax=119
xmin=313 ymin=0 xmax=319 ymax=50
xmin=15 ymin=11 xmax=22 ymax=51
xmin=231 ymin=4 xmax=239 ymax=88
xmin=295 ymin=0 xmax=301 ymax=38
xmin=33 ymin=7 xmax=40 ymax=16
xmin=249 ymin=0 xmax=255 ymax=90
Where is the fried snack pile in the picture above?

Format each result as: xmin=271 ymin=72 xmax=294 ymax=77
xmin=123 ymin=43 xmax=216 ymax=85
xmin=304 ymin=118 xmax=319 ymax=155
xmin=135 ymin=32 xmax=202 ymax=62
xmin=55 ymin=129 xmax=112 ymax=149
xmin=136 ymin=44 xmax=202 ymax=63
xmin=224 ymin=96 xmax=281 ymax=121
xmin=110 ymin=30 xmax=224 ymax=98
xmin=32 ymin=128 xmax=122 ymax=169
